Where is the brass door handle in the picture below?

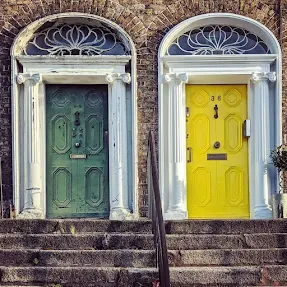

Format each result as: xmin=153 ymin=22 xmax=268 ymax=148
xmin=187 ymin=147 xmax=192 ymax=163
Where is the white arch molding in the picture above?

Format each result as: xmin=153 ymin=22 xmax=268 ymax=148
xmin=11 ymin=13 xmax=138 ymax=219
xmin=158 ymin=13 xmax=282 ymax=219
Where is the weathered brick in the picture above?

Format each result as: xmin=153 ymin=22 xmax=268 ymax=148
xmin=0 ymin=0 xmax=284 ymax=215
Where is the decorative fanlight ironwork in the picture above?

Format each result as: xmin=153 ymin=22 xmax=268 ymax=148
xmin=167 ymin=25 xmax=270 ymax=55
xmin=24 ymin=24 xmax=129 ymax=56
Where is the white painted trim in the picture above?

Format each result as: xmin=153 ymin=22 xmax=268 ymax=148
xmin=163 ymin=73 xmax=188 ymax=220
xmin=16 ymin=73 xmax=43 ymax=219
xmin=158 ymin=13 xmax=282 ymax=220
xmin=159 ymin=13 xmax=281 ymax=56
xmin=11 ymin=13 xmax=138 ymax=219
xmin=14 ymin=57 xmax=137 ymax=219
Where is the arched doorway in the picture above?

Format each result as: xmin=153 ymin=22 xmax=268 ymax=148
xmin=11 ymin=13 xmax=138 ymax=219
xmin=158 ymin=13 xmax=282 ymax=219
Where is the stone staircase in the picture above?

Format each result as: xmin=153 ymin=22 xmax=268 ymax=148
xmin=0 ymin=219 xmax=286 ymax=286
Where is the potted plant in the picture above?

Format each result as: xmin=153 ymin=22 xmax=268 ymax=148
xmin=270 ymin=144 xmax=287 ymax=218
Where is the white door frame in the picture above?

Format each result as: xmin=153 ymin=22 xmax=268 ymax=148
xmin=14 ymin=56 xmax=137 ymax=220
xmin=158 ymin=14 xmax=282 ymax=220
xmin=11 ymin=13 xmax=138 ymax=219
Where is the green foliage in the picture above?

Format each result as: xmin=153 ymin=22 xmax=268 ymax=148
xmin=69 ymin=224 xmax=76 ymax=234
xmin=32 ymin=258 xmax=39 ymax=265
xmin=270 ymin=145 xmax=287 ymax=172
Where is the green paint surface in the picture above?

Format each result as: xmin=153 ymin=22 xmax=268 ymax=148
xmin=46 ymin=85 xmax=109 ymax=218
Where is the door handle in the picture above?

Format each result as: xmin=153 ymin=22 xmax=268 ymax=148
xmin=214 ymin=104 xmax=218 ymax=119
xmin=214 ymin=141 xmax=220 ymax=148
xmin=187 ymin=147 xmax=192 ymax=163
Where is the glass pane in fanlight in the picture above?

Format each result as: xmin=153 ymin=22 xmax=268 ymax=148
xmin=167 ymin=25 xmax=270 ymax=55
xmin=24 ymin=24 xmax=130 ymax=56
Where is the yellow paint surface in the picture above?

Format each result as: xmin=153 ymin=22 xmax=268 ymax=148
xmin=186 ymin=85 xmax=249 ymax=219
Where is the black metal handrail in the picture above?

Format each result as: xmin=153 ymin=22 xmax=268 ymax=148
xmin=147 ymin=131 xmax=170 ymax=287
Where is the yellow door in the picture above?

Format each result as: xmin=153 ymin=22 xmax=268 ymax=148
xmin=186 ymin=85 xmax=249 ymax=219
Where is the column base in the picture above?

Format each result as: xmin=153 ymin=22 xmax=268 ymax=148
xmin=17 ymin=208 xmax=44 ymax=219
xmin=163 ymin=210 xmax=188 ymax=220
xmin=255 ymin=206 xmax=273 ymax=219
xmin=109 ymin=207 xmax=136 ymax=220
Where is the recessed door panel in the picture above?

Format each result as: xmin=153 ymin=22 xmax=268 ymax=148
xmin=52 ymin=115 xmax=72 ymax=154
xmin=225 ymin=167 xmax=244 ymax=206
xmin=85 ymin=115 xmax=104 ymax=154
xmin=224 ymin=115 xmax=243 ymax=153
xmin=191 ymin=115 xmax=210 ymax=152
xmin=85 ymin=167 xmax=104 ymax=208
xmin=52 ymin=167 xmax=72 ymax=207
xmin=46 ymin=85 xmax=109 ymax=218
xmin=186 ymin=85 xmax=249 ymax=219
xmin=191 ymin=167 xmax=211 ymax=207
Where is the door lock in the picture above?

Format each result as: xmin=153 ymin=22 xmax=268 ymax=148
xmin=214 ymin=141 xmax=220 ymax=148
xmin=75 ymin=142 xmax=81 ymax=148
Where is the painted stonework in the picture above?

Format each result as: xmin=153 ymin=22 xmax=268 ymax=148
xmin=0 ymin=0 xmax=286 ymax=216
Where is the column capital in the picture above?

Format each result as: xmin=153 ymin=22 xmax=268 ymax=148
xmin=164 ymin=73 xmax=188 ymax=85
xmin=105 ymin=73 xmax=131 ymax=84
xmin=251 ymin=72 xmax=276 ymax=83
xmin=17 ymin=73 xmax=42 ymax=85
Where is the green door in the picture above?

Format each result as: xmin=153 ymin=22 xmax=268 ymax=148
xmin=46 ymin=85 xmax=109 ymax=218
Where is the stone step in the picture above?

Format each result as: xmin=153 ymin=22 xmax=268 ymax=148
xmin=0 ymin=233 xmax=153 ymax=250
xmin=167 ymin=233 xmax=287 ymax=250
xmin=0 ymin=266 xmax=156 ymax=287
xmin=0 ymin=265 xmax=286 ymax=287
xmin=0 ymin=249 xmax=155 ymax=267
xmin=0 ymin=233 xmax=286 ymax=250
xmin=165 ymin=219 xmax=287 ymax=234
xmin=0 ymin=219 xmax=152 ymax=234
xmin=167 ymin=248 xmax=287 ymax=266
xmin=0 ymin=248 xmax=286 ymax=268
xmin=168 ymin=265 xmax=287 ymax=286
xmin=1 ymin=219 xmax=287 ymax=235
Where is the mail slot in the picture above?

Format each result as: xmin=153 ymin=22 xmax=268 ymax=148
xmin=207 ymin=153 xmax=227 ymax=160
xmin=70 ymin=154 xmax=87 ymax=159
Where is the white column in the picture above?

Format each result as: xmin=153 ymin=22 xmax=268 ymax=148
xmin=106 ymin=73 xmax=133 ymax=220
xmin=164 ymin=73 xmax=188 ymax=219
xmin=251 ymin=72 xmax=276 ymax=219
xmin=16 ymin=73 xmax=43 ymax=218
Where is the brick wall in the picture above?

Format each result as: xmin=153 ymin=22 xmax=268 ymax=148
xmin=0 ymin=0 xmax=286 ymax=216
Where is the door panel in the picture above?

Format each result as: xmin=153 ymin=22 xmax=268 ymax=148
xmin=186 ymin=85 xmax=249 ymax=219
xmin=46 ymin=85 xmax=109 ymax=218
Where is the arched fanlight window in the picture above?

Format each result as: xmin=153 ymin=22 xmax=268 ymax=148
xmin=166 ymin=25 xmax=270 ymax=55
xmin=24 ymin=23 xmax=130 ymax=56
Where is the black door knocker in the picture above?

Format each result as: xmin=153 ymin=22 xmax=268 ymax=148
xmin=75 ymin=111 xmax=80 ymax=126
xmin=214 ymin=104 xmax=218 ymax=119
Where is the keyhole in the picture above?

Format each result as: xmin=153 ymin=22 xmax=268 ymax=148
xmin=214 ymin=141 xmax=220 ymax=148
